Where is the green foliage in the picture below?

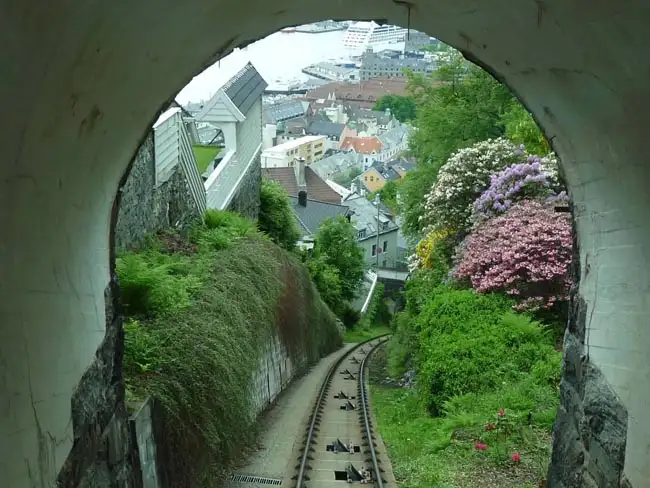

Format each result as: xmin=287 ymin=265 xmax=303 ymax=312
xmin=397 ymin=162 xmax=440 ymax=237
xmin=406 ymin=53 xmax=514 ymax=167
xmin=312 ymin=215 xmax=365 ymax=302
xmin=404 ymin=286 xmax=559 ymax=416
xmin=367 ymin=180 xmax=399 ymax=213
xmin=372 ymin=374 xmax=557 ymax=488
xmin=118 ymin=211 xmax=342 ymax=487
xmin=399 ymin=51 xmax=549 ymax=239
xmin=373 ymin=94 xmax=417 ymax=122
xmin=116 ymin=251 xmax=202 ymax=318
xmin=332 ymin=166 xmax=363 ymax=187
xmin=502 ymin=102 xmax=550 ymax=156
xmin=258 ymin=179 xmax=301 ymax=251
xmin=357 ymin=283 xmax=387 ymax=330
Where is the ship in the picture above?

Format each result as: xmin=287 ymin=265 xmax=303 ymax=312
xmin=342 ymin=21 xmax=409 ymax=55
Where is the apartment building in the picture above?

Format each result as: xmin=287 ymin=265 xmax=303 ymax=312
xmin=261 ymin=135 xmax=327 ymax=168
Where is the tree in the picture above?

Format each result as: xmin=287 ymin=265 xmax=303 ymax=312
xmin=258 ymin=179 xmax=301 ymax=251
xmin=454 ymin=200 xmax=573 ymax=312
xmin=397 ymin=162 xmax=439 ymax=239
xmin=373 ymin=94 xmax=417 ymax=122
xmin=332 ymin=166 xmax=363 ymax=188
xmin=502 ymin=102 xmax=550 ymax=156
xmin=406 ymin=52 xmax=515 ymax=167
xmin=367 ymin=180 xmax=399 ymax=213
xmin=313 ymin=215 xmax=365 ymax=302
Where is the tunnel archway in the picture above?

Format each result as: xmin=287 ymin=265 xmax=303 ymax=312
xmin=1 ymin=1 xmax=649 ymax=486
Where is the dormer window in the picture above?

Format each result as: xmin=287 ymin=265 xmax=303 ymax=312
xmin=358 ymin=229 xmax=367 ymax=239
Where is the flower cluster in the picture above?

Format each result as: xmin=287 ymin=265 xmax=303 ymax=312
xmin=423 ymin=138 xmax=524 ymax=233
xmin=411 ymin=228 xmax=450 ymax=270
xmin=471 ymin=158 xmax=556 ymax=226
xmin=454 ymin=200 xmax=573 ymax=311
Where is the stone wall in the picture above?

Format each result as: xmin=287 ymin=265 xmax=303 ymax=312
xmin=115 ymin=131 xmax=203 ymax=253
xmin=226 ymin=153 xmax=262 ymax=220
xmin=547 ymin=206 xmax=629 ymax=488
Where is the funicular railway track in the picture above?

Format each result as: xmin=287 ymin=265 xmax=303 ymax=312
xmin=293 ymin=336 xmax=391 ymax=488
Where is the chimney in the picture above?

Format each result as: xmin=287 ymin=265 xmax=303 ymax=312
xmin=298 ymin=190 xmax=308 ymax=207
xmin=294 ymin=157 xmax=307 ymax=187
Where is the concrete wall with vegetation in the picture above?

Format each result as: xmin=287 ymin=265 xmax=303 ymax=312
xmin=116 ymin=211 xmax=342 ymax=488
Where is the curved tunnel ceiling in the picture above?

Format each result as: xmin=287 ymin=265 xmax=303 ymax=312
xmin=1 ymin=0 xmax=650 ymax=486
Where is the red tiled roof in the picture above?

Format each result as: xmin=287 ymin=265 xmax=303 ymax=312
xmin=305 ymin=78 xmax=408 ymax=104
xmin=340 ymin=136 xmax=383 ymax=154
xmin=263 ymin=166 xmax=341 ymax=204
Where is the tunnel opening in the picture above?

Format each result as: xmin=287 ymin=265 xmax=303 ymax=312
xmin=2 ymin=2 xmax=647 ymax=488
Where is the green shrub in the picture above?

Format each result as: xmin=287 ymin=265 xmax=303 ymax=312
xmin=415 ymin=287 xmax=556 ymax=415
xmin=116 ymin=251 xmax=201 ymax=317
xmin=258 ymin=179 xmax=301 ymax=251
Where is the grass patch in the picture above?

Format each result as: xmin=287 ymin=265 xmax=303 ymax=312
xmin=344 ymin=325 xmax=392 ymax=343
xmin=192 ymin=144 xmax=221 ymax=173
xmin=118 ymin=209 xmax=342 ymax=487
xmin=371 ymin=372 xmax=557 ymax=488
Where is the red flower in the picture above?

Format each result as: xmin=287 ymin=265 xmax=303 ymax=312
xmin=485 ymin=423 xmax=495 ymax=431
xmin=511 ymin=453 xmax=521 ymax=463
xmin=498 ymin=409 xmax=506 ymax=417
xmin=475 ymin=442 xmax=488 ymax=451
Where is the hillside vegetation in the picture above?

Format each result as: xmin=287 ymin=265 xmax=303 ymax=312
xmin=117 ymin=209 xmax=342 ymax=487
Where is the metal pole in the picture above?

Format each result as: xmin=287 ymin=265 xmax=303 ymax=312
xmin=375 ymin=194 xmax=380 ymax=269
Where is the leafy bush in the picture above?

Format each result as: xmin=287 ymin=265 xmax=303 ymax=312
xmin=312 ymin=215 xmax=365 ymax=302
xmin=471 ymin=157 xmax=560 ymax=226
xmin=258 ymin=179 xmax=301 ymax=251
xmin=116 ymin=251 xmax=201 ymax=317
xmin=414 ymin=287 xmax=556 ymax=415
xmin=423 ymin=138 xmax=524 ymax=234
xmin=455 ymin=200 xmax=573 ymax=311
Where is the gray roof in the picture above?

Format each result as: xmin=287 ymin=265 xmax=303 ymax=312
xmin=344 ymin=195 xmax=399 ymax=238
xmin=378 ymin=124 xmax=409 ymax=148
xmin=288 ymin=196 xmax=350 ymax=236
xmin=222 ymin=62 xmax=268 ymax=115
xmin=389 ymin=156 xmax=416 ymax=173
xmin=307 ymin=120 xmax=345 ymax=138
xmin=310 ymin=152 xmax=364 ymax=180
xmin=264 ymin=100 xmax=310 ymax=124
xmin=370 ymin=160 xmax=401 ymax=181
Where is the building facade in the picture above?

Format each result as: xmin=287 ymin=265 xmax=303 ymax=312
xmin=261 ymin=135 xmax=326 ymax=168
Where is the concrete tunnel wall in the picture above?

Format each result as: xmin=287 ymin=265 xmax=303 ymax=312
xmin=1 ymin=0 xmax=649 ymax=486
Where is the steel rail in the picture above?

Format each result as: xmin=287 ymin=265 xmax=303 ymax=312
xmin=295 ymin=334 xmax=390 ymax=488
xmin=359 ymin=338 xmax=388 ymax=488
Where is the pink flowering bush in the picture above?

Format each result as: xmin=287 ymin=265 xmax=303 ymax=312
xmin=423 ymin=138 xmax=525 ymax=233
xmin=471 ymin=156 xmax=562 ymax=226
xmin=455 ymin=200 xmax=572 ymax=311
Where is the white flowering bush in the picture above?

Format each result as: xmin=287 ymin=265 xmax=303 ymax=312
xmin=422 ymin=138 xmax=525 ymax=233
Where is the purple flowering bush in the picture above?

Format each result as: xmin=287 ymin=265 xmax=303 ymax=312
xmin=455 ymin=200 xmax=572 ymax=311
xmin=472 ymin=156 xmax=561 ymax=226
xmin=423 ymin=138 xmax=525 ymax=234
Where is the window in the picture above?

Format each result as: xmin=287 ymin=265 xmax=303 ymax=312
xmin=383 ymin=241 xmax=387 ymax=252
xmin=372 ymin=244 xmax=377 ymax=256
xmin=364 ymin=176 xmax=368 ymax=181
xmin=358 ymin=229 xmax=366 ymax=239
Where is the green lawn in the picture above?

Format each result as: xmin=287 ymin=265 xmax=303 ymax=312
xmin=192 ymin=145 xmax=220 ymax=173
xmin=370 ymin=348 xmax=558 ymax=488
